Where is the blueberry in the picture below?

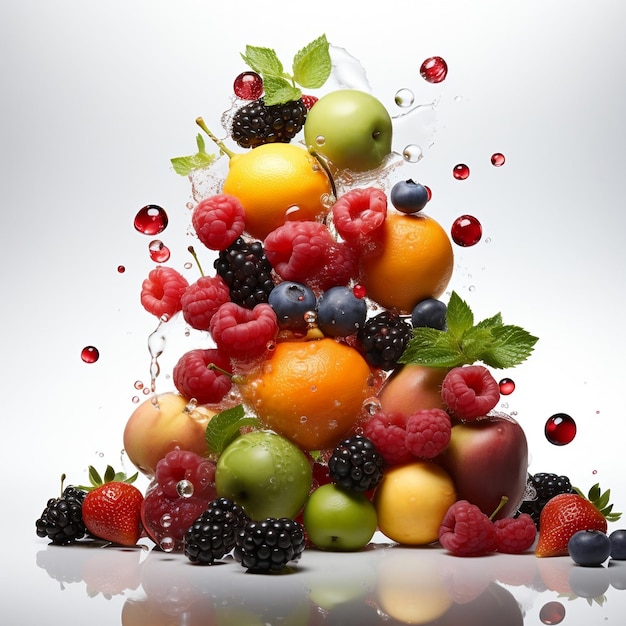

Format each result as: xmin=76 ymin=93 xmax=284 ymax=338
xmin=316 ymin=286 xmax=367 ymax=337
xmin=411 ymin=298 xmax=447 ymax=330
xmin=610 ymin=529 xmax=626 ymax=560
xmin=390 ymin=179 xmax=429 ymax=214
xmin=568 ymin=529 xmax=611 ymax=567
xmin=268 ymin=281 xmax=316 ymax=331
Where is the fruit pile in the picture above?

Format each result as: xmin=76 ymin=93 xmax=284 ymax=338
xmin=37 ymin=35 xmax=624 ymax=572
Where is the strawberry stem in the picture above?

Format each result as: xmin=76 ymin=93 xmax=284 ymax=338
xmin=489 ymin=496 xmax=509 ymax=521
xmin=195 ymin=117 xmax=236 ymax=159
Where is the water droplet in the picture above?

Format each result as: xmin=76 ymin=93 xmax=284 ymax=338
xmin=176 ymin=479 xmax=194 ymax=498
xmin=363 ymin=397 xmax=382 ymax=415
xmin=539 ymin=601 xmax=566 ymax=625
xmin=117 ymin=265 xmax=126 ymax=273
xmin=420 ymin=56 xmax=448 ymax=83
xmin=160 ymin=513 xmax=172 ymax=528
xmin=134 ymin=205 xmax=168 ymax=235
xmin=132 ymin=396 xmax=140 ymax=404
xmin=545 ymin=413 xmax=577 ymax=446
xmin=499 ymin=378 xmax=515 ymax=395
xmin=452 ymin=163 xmax=470 ymax=180
xmin=315 ymin=135 xmax=325 ymax=146
xmin=299 ymin=416 xmax=308 ymax=424
xmin=81 ymin=346 xmax=99 ymax=363
xmin=592 ymin=469 xmax=598 ymax=475
xmin=491 ymin=152 xmax=506 ymax=167
xmin=134 ymin=380 xmax=144 ymax=390
xmin=394 ymin=88 xmax=415 ymax=107
xmin=451 ymin=215 xmax=482 ymax=247
xmin=233 ymin=71 xmax=263 ymax=100
xmin=402 ymin=144 xmax=423 ymax=163
xmin=148 ymin=240 xmax=171 ymax=263
xmin=184 ymin=261 xmax=193 ymax=270
xmin=159 ymin=537 xmax=175 ymax=552
xmin=304 ymin=311 xmax=317 ymax=324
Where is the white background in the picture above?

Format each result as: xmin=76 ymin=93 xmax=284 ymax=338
xmin=2 ymin=1 xmax=626 ymax=623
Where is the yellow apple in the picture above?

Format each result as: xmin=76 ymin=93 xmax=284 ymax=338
xmin=123 ymin=393 xmax=215 ymax=476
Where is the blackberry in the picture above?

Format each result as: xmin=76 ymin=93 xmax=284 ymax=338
xmin=230 ymin=98 xmax=307 ymax=149
xmin=184 ymin=497 xmax=249 ymax=565
xmin=517 ymin=472 xmax=574 ymax=529
xmin=357 ymin=311 xmax=413 ymax=370
xmin=328 ymin=435 xmax=385 ymax=492
xmin=234 ymin=517 xmax=306 ymax=573
xmin=36 ymin=486 xmax=87 ymax=545
xmin=214 ymin=237 xmax=275 ymax=308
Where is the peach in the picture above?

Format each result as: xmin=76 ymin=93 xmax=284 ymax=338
xmin=123 ymin=393 xmax=216 ymax=476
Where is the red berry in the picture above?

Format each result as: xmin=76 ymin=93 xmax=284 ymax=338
xmin=439 ymin=500 xmax=498 ymax=557
xmin=301 ymin=94 xmax=318 ymax=110
xmin=494 ymin=513 xmax=537 ymax=554
xmin=172 ymin=348 xmax=232 ymax=405
xmin=181 ymin=275 xmax=231 ymax=331
xmin=441 ymin=365 xmax=500 ymax=421
xmin=233 ymin=71 xmax=263 ymax=100
xmin=405 ymin=408 xmax=452 ymax=459
xmin=209 ymin=302 xmax=278 ymax=363
xmin=362 ymin=411 xmax=413 ymax=466
xmin=331 ymin=187 xmax=387 ymax=246
xmin=155 ymin=449 xmax=217 ymax=499
xmin=192 ymin=194 xmax=246 ymax=251
xmin=140 ymin=266 xmax=189 ymax=319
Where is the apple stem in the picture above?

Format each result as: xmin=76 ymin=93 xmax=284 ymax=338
xmin=187 ymin=245 xmax=204 ymax=277
xmin=489 ymin=496 xmax=509 ymax=521
xmin=195 ymin=117 xmax=236 ymax=159
xmin=309 ymin=149 xmax=337 ymax=199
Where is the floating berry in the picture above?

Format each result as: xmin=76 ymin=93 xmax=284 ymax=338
xmin=140 ymin=266 xmax=189 ymax=319
xmin=499 ymin=377 xmax=516 ymax=395
xmin=441 ymin=365 xmax=500 ymax=420
xmin=181 ymin=275 xmax=231 ymax=331
xmin=192 ymin=194 xmax=246 ymax=251
xmin=494 ymin=513 xmax=537 ymax=554
xmin=438 ymin=500 xmax=497 ymax=557
xmin=172 ymin=348 xmax=233 ymax=405
xmin=362 ymin=411 xmax=413 ymax=466
xmin=233 ymin=71 xmax=263 ymax=100
xmin=545 ymin=413 xmax=577 ymax=445
xmin=331 ymin=187 xmax=387 ymax=245
xmin=491 ymin=152 xmax=506 ymax=167
xmin=134 ymin=204 xmax=169 ymax=235
xmin=451 ymin=214 xmax=482 ymax=246
xmin=405 ymin=408 xmax=451 ymax=459
xmin=148 ymin=240 xmax=171 ymax=263
xmin=420 ymin=56 xmax=448 ymax=83
xmin=452 ymin=163 xmax=470 ymax=180
xmin=81 ymin=346 xmax=99 ymax=363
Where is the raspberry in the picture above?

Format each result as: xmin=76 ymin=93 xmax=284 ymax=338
xmin=234 ymin=517 xmax=306 ymax=573
xmin=184 ymin=497 xmax=249 ymax=565
xmin=140 ymin=266 xmax=189 ymax=319
xmin=327 ymin=435 xmax=385 ymax=492
xmin=331 ymin=187 xmax=387 ymax=246
xmin=230 ymin=98 xmax=307 ymax=149
xmin=155 ymin=449 xmax=217 ymax=500
xmin=209 ymin=302 xmax=278 ymax=363
xmin=362 ymin=411 xmax=413 ymax=466
xmin=405 ymin=408 xmax=452 ymax=459
xmin=438 ymin=500 xmax=498 ymax=557
xmin=301 ymin=94 xmax=318 ymax=110
xmin=517 ymin=472 xmax=574 ymax=529
xmin=192 ymin=194 xmax=246 ymax=251
xmin=494 ymin=513 xmax=537 ymax=554
xmin=181 ymin=275 xmax=231 ymax=331
xmin=172 ymin=348 xmax=233 ymax=405
xmin=214 ymin=237 xmax=275 ymax=309
xmin=357 ymin=311 xmax=413 ymax=371
xmin=441 ymin=365 xmax=500 ymax=421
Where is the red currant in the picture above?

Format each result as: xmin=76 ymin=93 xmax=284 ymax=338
xmin=233 ymin=71 xmax=263 ymax=100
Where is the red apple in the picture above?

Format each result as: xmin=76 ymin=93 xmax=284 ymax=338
xmin=123 ymin=393 xmax=216 ymax=476
xmin=436 ymin=413 xmax=529 ymax=519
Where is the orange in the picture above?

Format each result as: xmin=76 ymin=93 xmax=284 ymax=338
xmin=222 ymin=143 xmax=332 ymax=240
xmin=239 ymin=338 xmax=374 ymax=451
xmin=360 ymin=213 xmax=454 ymax=313
xmin=374 ymin=461 xmax=457 ymax=545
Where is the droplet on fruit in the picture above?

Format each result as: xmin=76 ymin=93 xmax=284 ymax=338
xmin=420 ymin=56 xmax=448 ymax=83
xmin=159 ymin=537 xmax=175 ymax=552
xmin=134 ymin=204 xmax=168 ymax=235
xmin=315 ymin=135 xmax=325 ymax=146
xmin=545 ymin=413 xmax=577 ymax=446
xmin=117 ymin=265 xmax=125 ymax=273
xmin=176 ymin=479 xmax=194 ymax=498
xmin=539 ymin=601 xmax=566 ymax=625
xmin=499 ymin=378 xmax=515 ymax=395
xmin=395 ymin=88 xmax=415 ymax=107
xmin=148 ymin=239 xmax=171 ymax=263
xmin=233 ymin=71 xmax=263 ymax=100
xmin=160 ymin=513 xmax=172 ymax=528
xmin=491 ymin=152 xmax=506 ymax=167
xmin=452 ymin=163 xmax=470 ymax=180
xmin=402 ymin=144 xmax=423 ymax=163
xmin=451 ymin=215 xmax=482 ymax=247
xmin=81 ymin=346 xmax=99 ymax=363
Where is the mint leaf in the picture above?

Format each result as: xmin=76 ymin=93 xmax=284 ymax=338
xmin=205 ymin=404 xmax=260 ymax=455
xmin=480 ymin=325 xmax=538 ymax=369
xmin=241 ymin=45 xmax=283 ymax=77
xmin=445 ymin=292 xmax=474 ymax=340
xmin=398 ymin=327 xmax=464 ymax=368
xmin=292 ymin=34 xmax=331 ymax=89
xmin=262 ymin=75 xmax=301 ymax=106
xmin=170 ymin=133 xmax=216 ymax=176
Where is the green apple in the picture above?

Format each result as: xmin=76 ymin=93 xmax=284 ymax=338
xmin=303 ymin=483 xmax=378 ymax=551
xmin=303 ymin=89 xmax=393 ymax=172
xmin=215 ymin=430 xmax=312 ymax=521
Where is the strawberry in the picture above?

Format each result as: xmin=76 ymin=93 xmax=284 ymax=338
xmin=535 ymin=483 xmax=621 ymax=557
xmin=78 ymin=465 xmax=144 ymax=547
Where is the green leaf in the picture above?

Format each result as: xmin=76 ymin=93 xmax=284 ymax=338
xmin=292 ymin=34 xmax=331 ymax=89
xmin=481 ymin=325 xmax=538 ymax=369
xmin=459 ymin=326 xmax=496 ymax=364
xmin=475 ymin=312 xmax=503 ymax=330
xmin=170 ymin=133 xmax=216 ymax=176
xmin=241 ymin=45 xmax=283 ymax=76
xmin=446 ymin=292 xmax=474 ymax=341
xmin=205 ymin=404 xmax=260 ymax=455
xmin=399 ymin=327 xmax=464 ymax=368
xmin=88 ymin=465 xmax=102 ymax=487
xmin=262 ymin=75 xmax=301 ymax=106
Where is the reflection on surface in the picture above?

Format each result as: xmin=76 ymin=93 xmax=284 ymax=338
xmin=34 ymin=540 xmax=626 ymax=625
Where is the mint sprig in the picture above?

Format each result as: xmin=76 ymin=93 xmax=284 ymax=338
xmin=170 ymin=133 xmax=216 ymax=176
xmin=205 ymin=404 xmax=260 ymax=456
xmin=399 ymin=291 xmax=538 ymax=369
xmin=241 ymin=34 xmax=331 ymax=106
